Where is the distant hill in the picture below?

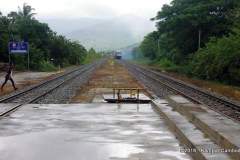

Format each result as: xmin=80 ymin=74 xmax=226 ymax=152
xmin=41 ymin=18 xmax=102 ymax=34
xmin=42 ymin=15 xmax=154 ymax=50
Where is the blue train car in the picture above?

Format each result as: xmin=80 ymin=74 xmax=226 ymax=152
xmin=114 ymin=51 xmax=122 ymax=60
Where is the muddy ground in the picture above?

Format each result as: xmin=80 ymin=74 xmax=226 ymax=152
xmin=0 ymin=69 xmax=68 ymax=97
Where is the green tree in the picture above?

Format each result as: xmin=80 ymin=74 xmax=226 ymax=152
xmin=146 ymin=0 xmax=239 ymax=64
xmin=140 ymin=31 xmax=159 ymax=60
xmin=84 ymin=48 xmax=102 ymax=64
xmin=191 ymin=31 xmax=240 ymax=84
xmin=0 ymin=4 xmax=88 ymax=71
xmin=0 ymin=13 xmax=11 ymax=61
xmin=17 ymin=3 xmax=36 ymax=19
xmin=137 ymin=0 xmax=240 ymax=85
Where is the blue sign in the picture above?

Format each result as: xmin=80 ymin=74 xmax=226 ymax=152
xmin=9 ymin=42 xmax=29 ymax=54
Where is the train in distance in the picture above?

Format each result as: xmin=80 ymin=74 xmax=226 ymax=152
xmin=113 ymin=51 xmax=122 ymax=60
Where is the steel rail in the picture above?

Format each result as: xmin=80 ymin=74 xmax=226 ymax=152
xmin=122 ymin=61 xmax=240 ymax=121
xmin=0 ymin=64 xmax=86 ymax=103
xmin=0 ymin=60 xmax=103 ymax=117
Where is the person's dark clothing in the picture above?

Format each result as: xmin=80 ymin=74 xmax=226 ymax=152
xmin=1 ymin=65 xmax=17 ymax=90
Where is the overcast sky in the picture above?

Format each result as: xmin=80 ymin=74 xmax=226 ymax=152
xmin=1 ymin=0 xmax=171 ymax=19
xmin=1 ymin=0 xmax=172 ymax=49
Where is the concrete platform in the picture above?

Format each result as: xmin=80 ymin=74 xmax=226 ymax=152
xmin=0 ymin=104 xmax=19 ymax=116
xmin=167 ymin=95 xmax=240 ymax=160
xmin=152 ymin=99 xmax=232 ymax=160
xmin=0 ymin=103 xmax=191 ymax=160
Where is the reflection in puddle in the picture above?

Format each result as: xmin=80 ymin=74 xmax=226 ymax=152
xmin=0 ymin=129 xmax=144 ymax=160
xmin=0 ymin=103 xmax=191 ymax=160
xmin=152 ymin=136 xmax=173 ymax=140
xmin=160 ymin=151 xmax=190 ymax=160
xmin=108 ymin=143 xmax=144 ymax=158
xmin=120 ymin=130 xmax=136 ymax=135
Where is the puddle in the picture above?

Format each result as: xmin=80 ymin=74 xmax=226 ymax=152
xmin=0 ymin=103 xmax=191 ymax=160
xmin=119 ymin=130 xmax=136 ymax=135
xmin=160 ymin=151 xmax=191 ymax=160
xmin=0 ymin=129 xmax=144 ymax=160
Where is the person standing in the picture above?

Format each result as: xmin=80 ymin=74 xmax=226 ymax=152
xmin=1 ymin=62 xmax=18 ymax=91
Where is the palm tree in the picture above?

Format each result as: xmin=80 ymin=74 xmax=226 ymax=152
xmin=7 ymin=11 xmax=18 ymax=21
xmin=17 ymin=3 xmax=36 ymax=19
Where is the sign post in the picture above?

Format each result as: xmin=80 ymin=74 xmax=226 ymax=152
xmin=8 ymin=44 xmax=11 ymax=64
xmin=9 ymin=41 xmax=29 ymax=70
xmin=27 ymin=44 xmax=30 ymax=71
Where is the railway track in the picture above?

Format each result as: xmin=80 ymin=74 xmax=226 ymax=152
xmin=0 ymin=60 xmax=103 ymax=117
xmin=121 ymin=61 xmax=240 ymax=121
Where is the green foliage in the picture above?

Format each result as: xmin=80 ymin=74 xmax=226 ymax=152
xmin=14 ymin=55 xmax=26 ymax=70
xmin=38 ymin=61 xmax=57 ymax=72
xmin=83 ymin=48 xmax=102 ymax=64
xmin=190 ymin=31 xmax=240 ymax=84
xmin=132 ymin=46 xmax=144 ymax=60
xmin=136 ymin=0 xmax=240 ymax=85
xmin=155 ymin=58 xmax=178 ymax=71
xmin=155 ymin=0 xmax=238 ymax=61
xmin=0 ymin=3 xmax=88 ymax=71
xmin=139 ymin=0 xmax=239 ymax=63
xmin=140 ymin=31 xmax=159 ymax=60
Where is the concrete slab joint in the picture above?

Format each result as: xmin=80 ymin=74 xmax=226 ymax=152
xmin=164 ymin=95 xmax=240 ymax=160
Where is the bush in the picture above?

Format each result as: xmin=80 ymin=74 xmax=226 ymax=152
xmin=190 ymin=32 xmax=240 ymax=84
xmin=83 ymin=48 xmax=102 ymax=64
xmin=155 ymin=58 xmax=179 ymax=72
xmin=14 ymin=54 xmax=27 ymax=71
xmin=38 ymin=61 xmax=57 ymax=72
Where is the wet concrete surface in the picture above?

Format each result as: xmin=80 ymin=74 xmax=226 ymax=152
xmin=0 ymin=104 xmax=19 ymax=115
xmin=0 ymin=103 xmax=191 ymax=160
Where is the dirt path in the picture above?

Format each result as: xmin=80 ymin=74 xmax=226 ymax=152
xmin=71 ymin=59 xmax=146 ymax=103
xmin=0 ymin=72 xmax=62 ymax=97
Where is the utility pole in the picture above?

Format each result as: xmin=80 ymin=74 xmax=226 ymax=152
xmin=158 ymin=39 xmax=160 ymax=53
xmin=27 ymin=43 xmax=30 ymax=71
xmin=8 ymin=43 xmax=10 ymax=64
xmin=8 ymin=20 xmax=14 ymax=64
xmin=198 ymin=29 xmax=201 ymax=49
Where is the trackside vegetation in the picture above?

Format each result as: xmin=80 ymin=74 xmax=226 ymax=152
xmin=0 ymin=4 xmax=101 ymax=71
xmin=83 ymin=48 xmax=103 ymax=64
xmin=136 ymin=0 xmax=240 ymax=85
